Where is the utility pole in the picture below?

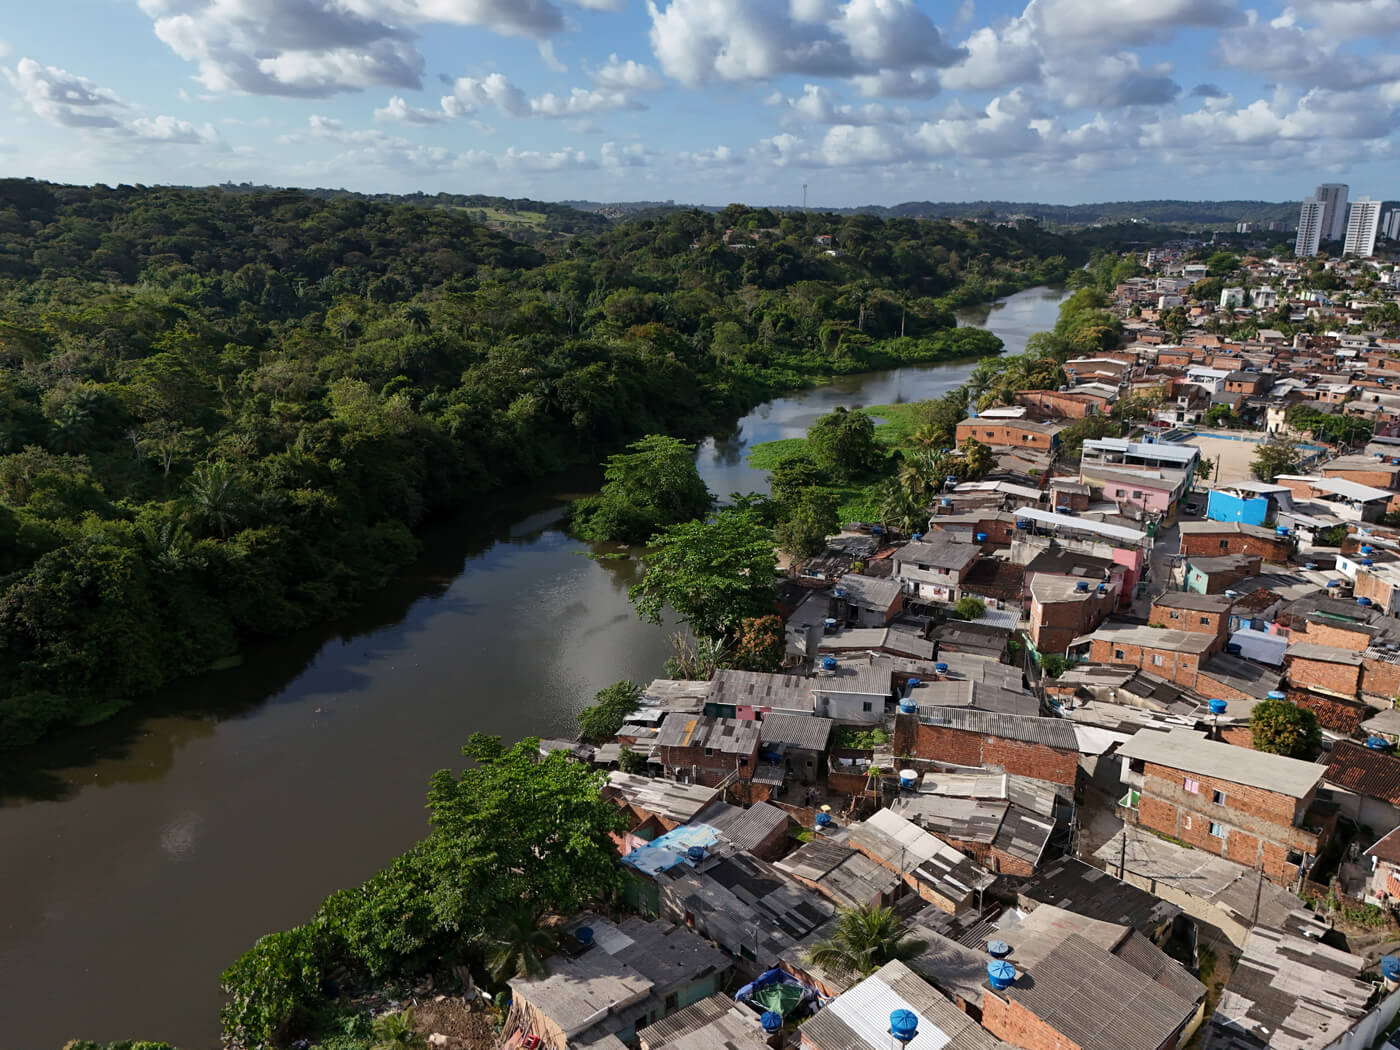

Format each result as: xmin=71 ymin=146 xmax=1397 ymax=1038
xmin=802 ymin=183 xmax=808 ymax=210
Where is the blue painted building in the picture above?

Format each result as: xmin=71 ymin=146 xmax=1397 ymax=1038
xmin=1205 ymin=488 xmax=1269 ymax=526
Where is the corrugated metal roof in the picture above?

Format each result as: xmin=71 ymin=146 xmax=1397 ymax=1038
xmin=638 ymin=996 xmax=769 ymax=1050
xmin=1004 ymin=933 xmax=1199 ymax=1050
xmin=1117 ymin=728 xmax=1326 ymax=797
xmin=709 ymin=670 xmax=814 ymax=711
xmin=695 ymin=801 xmax=791 ymax=852
xmin=759 ymin=712 xmax=834 ymax=751
xmin=914 ymin=707 xmax=1079 ymax=751
xmin=605 ymin=774 xmax=720 ymax=824
xmin=1285 ymin=642 xmax=1364 ymax=665
xmin=655 ymin=715 xmax=762 ymax=753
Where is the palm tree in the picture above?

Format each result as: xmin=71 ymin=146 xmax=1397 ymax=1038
xmin=483 ymin=903 xmax=558 ymax=983
xmin=879 ymin=479 xmax=926 ymax=537
xmin=184 ymin=460 xmax=247 ymax=539
xmin=805 ymin=904 xmax=926 ymax=977
xmin=371 ymin=1009 xmax=424 ymax=1050
xmin=401 ymin=305 xmax=430 ymax=334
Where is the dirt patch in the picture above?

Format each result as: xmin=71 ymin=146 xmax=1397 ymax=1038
xmin=410 ymin=996 xmax=502 ymax=1050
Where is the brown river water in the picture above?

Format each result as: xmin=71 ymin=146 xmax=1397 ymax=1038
xmin=0 ymin=286 xmax=1067 ymax=1049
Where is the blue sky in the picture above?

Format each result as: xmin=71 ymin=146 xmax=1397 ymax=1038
xmin=2 ymin=0 xmax=1398 ymax=206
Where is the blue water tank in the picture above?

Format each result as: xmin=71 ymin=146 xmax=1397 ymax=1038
xmin=824 ymin=618 xmax=838 ymax=629
xmin=1267 ymin=690 xmax=1286 ymax=700
xmin=968 ymin=407 xmax=979 ymax=419
xmin=761 ymin=1011 xmax=784 ymax=1033
xmin=1017 ymin=519 xmax=1032 ymax=530
xmin=687 ymin=845 xmax=707 ymax=862
xmin=975 ymin=532 xmax=988 ymax=542
xmin=1382 ymin=956 xmax=1400 ymax=981
xmin=833 ymin=587 xmax=847 ymax=598
xmin=1209 ymin=699 xmax=1228 ymax=715
xmin=935 ymin=662 xmax=949 ymax=674
xmin=908 ymin=677 xmax=921 ymax=689
xmin=912 ymin=533 xmax=923 ymax=542
xmin=898 ymin=698 xmax=917 ymax=714
xmin=1362 ymin=546 xmax=1375 ymax=555
xmin=1075 ymin=580 xmax=1089 ymax=592
xmin=899 ymin=770 xmax=918 ymax=789
xmin=871 ymin=525 xmax=884 ymax=535
xmin=1097 ymin=582 xmax=1107 ymax=593
xmin=987 ymin=940 xmax=1011 ymax=959
xmin=1367 ymin=737 xmax=1391 ymax=751
xmin=575 ymin=926 xmax=594 ymax=945
xmin=987 ymin=960 xmax=1017 ymax=991
xmin=945 ymin=475 xmax=959 ymax=484
xmin=940 ymin=498 xmax=953 ymax=507
xmin=1363 ymin=559 xmax=1375 ymax=567
xmin=816 ymin=812 xmax=832 ymax=828
xmin=822 ymin=656 xmax=838 ymax=671
xmin=1328 ymin=580 xmax=1342 ymax=589
xmin=1276 ymin=526 xmax=1290 ymax=536
xmin=1358 ymin=597 xmax=1373 ymax=607
xmin=1304 ymin=562 xmax=1317 ymax=570
xmin=890 ymin=1010 xmax=919 ymax=1043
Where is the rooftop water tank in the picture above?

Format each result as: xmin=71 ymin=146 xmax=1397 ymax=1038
xmin=1276 ymin=526 xmax=1290 ymax=536
xmin=908 ymin=677 xmax=922 ymax=689
xmin=1224 ymin=590 xmax=1239 ymax=598
xmin=1364 ymin=559 xmax=1375 ymax=567
xmin=935 ymin=662 xmax=949 ymax=674
xmin=890 ymin=1010 xmax=919 ymax=1044
xmin=1209 ymin=699 xmax=1228 ymax=715
xmin=975 ymin=532 xmax=988 ymax=542
xmin=899 ymin=769 xmax=918 ymax=789
xmin=575 ymin=926 xmax=595 ymax=946
xmin=941 ymin=498 xmax=953 ymax=507
xmin=987 ymin=960 xmax=1017 ymax=991
xmin=1267 ymin=690 xmax=1286 ymax=700
xmin=821 ymin=656 xmax=838 ymax=671
xmin=987 ymin=940 xmax=1011 ymax=959
xmin=1097 ymin=582 xmax=1107 ymax=593
xmin=1362 ymin=546 xmax=1375 ymax=555
xmin=1304 ymin=563 xmax=1318 ymax=570
xmin=761 ymin=1012 xmax=784 ymax=1034
xmin=1017 ymin=519 xmax=1032 ymax=530
xmin=912 ymin=533 xmax=923 ymax=542
xmin=872 ymin=525 xmax=884 ymax=535
xmin=1075 ymin=580 xmax=1090 ymax=592
xmin=824 ymin=617 xmax=838 ymax=631
xmin=898 ymin=698 xmax=918 ymax=715
xmin=1358 ymin=597 xmax=1374 ymax=606
xmin=687 ymin=845 xmax=707 ymax=862
xmin=1382 ymin=956 xmax=1400 ymax=983
xmin=968 ymin=407 xmax=979 ymax=419
xmin=816 ymin=812 xmax=832 ymax=828
xmin=1328 ymin=580 xmax=1342 ymax=589
xmin=1367 ymin=737 xmax=1391 ymax=751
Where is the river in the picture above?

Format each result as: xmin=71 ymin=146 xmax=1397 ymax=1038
xmin=0 ymin=284 xmax=1067 ymax=1050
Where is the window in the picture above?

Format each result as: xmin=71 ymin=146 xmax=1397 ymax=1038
xmin=1114 ymin=648 xmax=1126 ymax=660
xmin=1133 ymin=490 xmax=1143 ymax=499
xmin=1116 ymin=488 xmax=1127 ymax=497
xmin=1184 ymin=777 xmax=1200 ymax=793
xmin=738 ymin=756 xmax=748 ymax=766
xmin=1182 ymin=815 xmax=1192 ymax=830
xmin=1170 ymin=610 xmax=1180 ymax=619
xmin=1213 ymin=789 xmax=1226 ymax=805
xmin=862 ymin=701 xmax=873 ymax=712
xmin=704 ymin=747 xmax=713 ymax=756
xmin=665 ymin=993 xmax=679 ymax=1012
xmin=1152 ymin=654 xmax=1164 ymax=666
xmin=986 ymin=430 xmax=995 ymax=438
xmin=1209 ymin=822 xmax=1226 ymax=838
xmin=1200 ymin=616 xmax=1210 ymax=625
xmin=1219 ymin=539 xmax=1229 ymax=550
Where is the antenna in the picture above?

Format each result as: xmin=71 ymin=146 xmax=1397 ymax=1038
xmin=802 ymin=183 xmax=808 ymax=210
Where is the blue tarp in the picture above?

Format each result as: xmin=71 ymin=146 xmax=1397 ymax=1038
xmin=621 ymin=822 xmax=720 ymax=876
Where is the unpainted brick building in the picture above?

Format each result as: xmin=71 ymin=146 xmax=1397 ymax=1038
xmin=893 ymin=708 xmax=1079 ymax=787
xmin=1178 ymin=521 xmax=1293 ymax=562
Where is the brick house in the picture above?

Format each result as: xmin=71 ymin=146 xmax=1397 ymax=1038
xmin=1284 ymin=642 xmax=1363 ymax=699
xmin=1148 ymin=592 xmax=1234 ymax=651
xmin=1116 ymin=728 xmax=1332 ymax=883
xmin=1085 ymin=624 xmax=1217 ymax=688
xmin=894 ymin=707 xmax=1080 ymax=787
xmin=1029 ymin=575 xmax=1119 ymax=656
xmin=955 ymin=416 xmax=1065 ymax=451
xmin=1321 ymin=741 xmax=1400 ymax=839
xmin=655 ymin=716 xmax=760 ymax=787
xmin=1224 ymin=370 xmax=1270 ymax=395
xmin=892 ymin=536 xmax=980 ymax=601
xmin=1014 ymin=389 xmax=1104 ymax=419
xmin=1178 ymin=521 xmax=1294 ymax=562
xmin=1321 ymin=455 xmax=1400 ymax=493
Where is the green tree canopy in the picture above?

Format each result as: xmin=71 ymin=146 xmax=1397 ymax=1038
xmin=807 ymin=407 xmax=881 ymax=480
xmin=729 ymin=614 xmax=786 ymax=672
xmin=576 ymin=680 xmax=643 ymax=743
xmin=805 ymin=904 xmax=926 ymax=978
xmin=1251 ymin=441 xmax=1303 ymax=483
xmin=628 ymin=508 xmax=778 ymax=640
xmin=571 ymin=434 xmax=713 ymax=544
xmin=1250 ymin=697 xmax=1321 ymax=758
xmin=775 ymin=489 xmax=841 ymax=561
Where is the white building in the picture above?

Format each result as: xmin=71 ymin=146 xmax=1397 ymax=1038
xmin=1316 ymin=182 xmax=1350 ymax=241
xmin=1344 ymin=196 xmax=1382 ymax=257
xmin=1219 ymin=287 xmax=1245 ymax=309
xmin=1252 ymin=286 xmax=1278 ymax=309
xmin=1295 ymin=199 xmax=1324 ymax=257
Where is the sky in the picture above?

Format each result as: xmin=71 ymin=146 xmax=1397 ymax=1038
xmin=1 ymin=0 xmax=1398 ymax=207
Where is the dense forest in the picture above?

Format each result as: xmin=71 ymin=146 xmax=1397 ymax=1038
xmin=0 ymin=179 xmax=1147 ymax=749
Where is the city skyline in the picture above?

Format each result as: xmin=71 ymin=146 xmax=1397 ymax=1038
xmin=2 ymin=1 xmax=1400 ymax=205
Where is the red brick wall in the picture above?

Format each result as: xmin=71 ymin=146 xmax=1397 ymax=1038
xmin=1363 ymin=659 xmax=1400 ymax=701
xmin=983 ymin=994 xmax=1083 ymax=1050
xmin=1218 ymin=726 xmax=1255 ymax=749
xmin=1284 ymin=655 xmax=1362 ymax=699
xmin=955 ymin=421 xmax=1056 ymax=450
xmin=902 ymin=721 xmax=1078 ymax=786
xmin=1032 ymin=592 xmax=1116 ymax=655
xmin=1180 ymin=531 xmax=1292 ymax=562
xmin=1150 ymin=603 xmax=1229 ymax=649
xmin=1295 ymin=619 xmax=1371 ymax=652
xmin=1137 ymin=760 xmax=1320 ymax=883
xmin=1090 ymin=638 xmax=1202 ymax=688
xmin=1323 ymin=467 xmax=1400 ymax=490
xmin=1014 ymin=390 xmax=1100 ymax=419
xmin=1355 ymin=572 xmax=1398 ymax=613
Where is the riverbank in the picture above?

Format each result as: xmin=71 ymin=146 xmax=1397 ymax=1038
xmin=0 ymin=285 xmax=1071 ymax=1050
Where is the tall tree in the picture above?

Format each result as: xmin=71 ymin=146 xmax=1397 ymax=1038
xmin=1251 ymin=441 xmax=1302 ymax=483
xmin=629 ymin=508 xmax=778 ymax=640
xmin=805 ymin=904 xmax=926 ymax=978
xmin=572 ymin=434 xmax=713 ymax=544
xmin=807 ymin=407 xmax=880 ymax=480
xmin=1250 ymin=697 xmax=1321 ymax=758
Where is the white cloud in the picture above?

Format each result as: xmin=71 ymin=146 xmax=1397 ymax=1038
xmin=373 ymin=94 xmax=446 ymax=123
xmin=1217 ymin=8 xmax=1400 ymax=89
xmin=645 ymin=0 xmax=963 ymax=89
xmin=7 ymin=57 xmax=125 ymax=127
xmin=130 ymin=114 xmax=220 ymax=143
xmin=142 ymin=0 xmax=633 ymax=97
xmin=775 ymin=83 xmax=914 ymax=124
xmin=939 ymin=14 xmax=1040 ymax=92
xmin=1033 ymin=0 xmax=1242 ymax=44
xmin=589 ymin=53 xmax=664 ymax=92
xmin=1292 ymin=0 xmax=1400 ymax=38
xmin=440 ymin=72 xmax=643 ymax=118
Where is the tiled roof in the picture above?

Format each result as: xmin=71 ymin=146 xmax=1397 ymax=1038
xmin=1321 ymin=740 xmax=1400 ymax=805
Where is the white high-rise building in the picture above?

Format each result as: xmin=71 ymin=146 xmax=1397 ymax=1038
xmin=1315 ymin=183 xmax=1349 ymax=242
xmin=1344 ymin=196 xmax=1382 ymax=257
xmin=1295 ymin=199 xmax=1324 ymax=257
